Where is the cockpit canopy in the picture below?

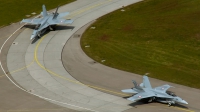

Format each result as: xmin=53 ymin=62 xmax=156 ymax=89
xmin=166 ymin=91 xmax=176 ymax=97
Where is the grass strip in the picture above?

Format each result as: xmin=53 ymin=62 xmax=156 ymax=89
xmin=0 ymin=0 xmax=75 ymax=26
xmin=81 ymin=0 xmax=200 ymax=88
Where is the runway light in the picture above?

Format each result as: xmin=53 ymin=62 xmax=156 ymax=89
xmin=101 ymin=60 xmax=106 ymax=62
xmin=85 ymin=45 xmax=90 ymax=48
xmin=91 ymin=27 xmax=96 ymax=29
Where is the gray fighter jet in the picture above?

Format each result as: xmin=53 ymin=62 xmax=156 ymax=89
xmin=21 ymin=5 xmax=73 ymax=40
xmin=122 ymin=75 xmax=188 ymax=106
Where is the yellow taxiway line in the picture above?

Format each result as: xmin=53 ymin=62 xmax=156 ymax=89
xmin=34 ymin=34 xmax=129 ymax=96
xmin=2 ymin=0 xmax=196 ymax=112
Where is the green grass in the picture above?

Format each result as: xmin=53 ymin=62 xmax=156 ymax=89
xmin=81 ymin=0 xmax=200 ymax=88
xmin=0 ymin=0 xmax=75 ymax=26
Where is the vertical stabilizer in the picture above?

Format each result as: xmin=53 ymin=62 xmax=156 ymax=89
xmin=132 ymin=80 xmax=143 ymax=90
xmin=53 ymin=6 xmax=59 ymax=19
xmin=143 ymin=75 xmax=152 ymax=89
xmin=42 ymin=5 xmax=48 ymax=17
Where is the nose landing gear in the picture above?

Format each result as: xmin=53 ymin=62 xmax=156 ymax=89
xmin=49 ymin=25 xmax=56 ymax=31
xmin=168 ymin=103 xmax=171 ymax=107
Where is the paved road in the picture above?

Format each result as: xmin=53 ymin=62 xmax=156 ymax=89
xmin=5 ymin=0 xmax=142 ymax=112
xmin=62 ymin=22 xmax=200 ymax=112
xmin=0 ymin=23 xmax=77 ymax=112
xmin=1 ymin=0 xmax=200 ymax=112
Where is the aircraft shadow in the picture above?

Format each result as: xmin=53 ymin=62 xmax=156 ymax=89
xmin=169 ymin=103 xmax=188 ymax=109
xmin=27 ymin=25 xmax=74 ymax=44
xmin=23 ymin=24 xmax=35 ymax=29
xmin=55 ymin=25 xmax=74 ymax=31
xmin=23 ymin=25 xmax=74 ymax=31
xmin=123 ymin=96 xmax=189 ymax=109
xmin=31 ymin=30 xmax=50 ymax=44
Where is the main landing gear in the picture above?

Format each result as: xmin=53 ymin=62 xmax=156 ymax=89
xmin=148 ymin=97 xmax=155 ymax=103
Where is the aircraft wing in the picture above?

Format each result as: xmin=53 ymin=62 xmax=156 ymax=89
xmin=38 ymin=24 xmax=49 ymax=31
xmin=154 ymin=84 xmax=171 ymax=93
xmin=20 ymin=18 xmax=41 ymax=25
xmin=49 ymin=19 xmax=73 ymax=25
xmin=121 ymin=89 xmax=138 ymax=94
xmin=127 ymin=91 xmax=155 ymax=102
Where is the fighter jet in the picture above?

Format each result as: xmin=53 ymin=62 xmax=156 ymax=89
xmin=21 ymin=5 xmax=73 ymax=40
xmin=122 ymin=75 xmax=188 ymax=106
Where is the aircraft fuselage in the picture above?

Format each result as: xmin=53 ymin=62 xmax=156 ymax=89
xmin=31 ymin=16 xmax=54 ymax=40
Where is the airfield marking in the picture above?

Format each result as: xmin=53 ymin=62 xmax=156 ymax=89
xmin=172 ymin=106 xmax=195 ymax=112
xmin=0 ymin=21 xmax=31 ymax=76
xmin=0 ymin=35 xmax=9 ymax=41
xmin=0 ymin=59 xmax=35 ymax=78
xmin=34 ymin=0 xmax=196 ymax=111
xmin=34 ymin=34 xmax=129 ymax=96
xmin=0 ymin=0 xmax=196 ymax=112
xmin=4 ymin=108 xmax=67 ymax=112
xmin=35 ymin=35 xmax=196 ymax=112
xmin=0 ymin=59 xmax=35 ymax=79
xmin=34 ymin=0 xmax=129 ymax=97
xmin=0 ymin=0 xmax=113 ymax=79
xmin=0 ymin=21 xmax=36 ymax=79
xmin=66 ymin=0 xmax=112 ymax=19
xmin=0 ymin=20 xmax=97 ymax=112
xmin=0 ymin=1 xmax=117 ymax=112
xmin=3 ymin=0 xmax=118 ymax=111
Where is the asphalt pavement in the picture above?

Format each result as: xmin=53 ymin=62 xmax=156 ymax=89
xmin=1 ymin=0 xmax=200 ymax=112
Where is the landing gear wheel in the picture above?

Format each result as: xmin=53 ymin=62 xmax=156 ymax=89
xmin=38 ymin=34 xmax=41 ymax=39
xmin=49 ymin=26 xmax=56 ymax=31
xmin=148 ymin=98 xmax=153 ymax=103
xmin=168 ymin=103 xmax=171 ymax=107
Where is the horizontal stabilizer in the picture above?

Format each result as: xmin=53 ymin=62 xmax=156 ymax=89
xmin=121 ymin=89 xmax=138 ymax=94
xmin=20 ymin=18 xmax=41 ymax=25
xmin=127 ymin=97 xmax=138 ymax=102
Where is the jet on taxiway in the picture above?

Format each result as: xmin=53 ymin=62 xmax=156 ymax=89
xmin=122 ymin=75 xmax=188 ymax=106
xmin=21 ymin=5 xmax=73 ymax=40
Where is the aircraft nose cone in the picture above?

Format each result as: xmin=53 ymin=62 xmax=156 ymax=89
xmin=30 ymin=35 xmax=36 ymax=40
xmin=182 ymin=100 xmax=188 ymax=104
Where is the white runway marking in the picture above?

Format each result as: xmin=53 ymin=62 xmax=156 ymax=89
xmin=0 ymin=16 xmax=97 ymax=112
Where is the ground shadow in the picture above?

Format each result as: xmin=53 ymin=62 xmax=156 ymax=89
xmin=169 ymin=103 xmax=188 ymax=109
xmin=23 ymin=24 xmax=35 ymax=29
xmin=23 ymin=25 xmax=74 ymax=31
xmin=55 ymin=25 xmax=74 ymax=31
xmin=123 ymin=96 xmax=149 ymax=107
xmin=31 ymin=30 xmax=50 ymax=44
xmin=123 ymin=96 xmax=189 ymax=109
xmin=23 ymin=25 xmax=75 ymax=44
